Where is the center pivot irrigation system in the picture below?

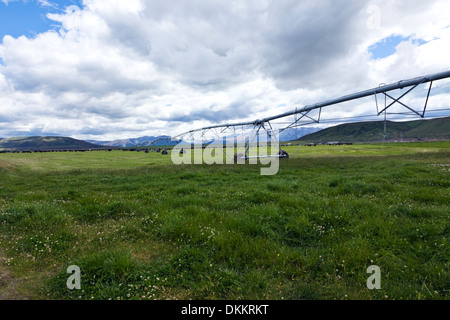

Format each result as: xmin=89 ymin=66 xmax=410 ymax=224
xmin=171 ymin=70 xmax=450 ymax=160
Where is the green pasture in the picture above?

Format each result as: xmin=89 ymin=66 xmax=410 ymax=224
xmin=0 ymin=141 xmax=448 ymax=300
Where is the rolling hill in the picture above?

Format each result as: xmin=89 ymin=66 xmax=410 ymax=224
xmin=0 ymin=136 xmax=106 ymax=151
xmin=296 ymin=116 xmax=450 ymax=143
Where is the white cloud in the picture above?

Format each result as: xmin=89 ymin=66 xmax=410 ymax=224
xmin=0 ymin=0 xmax=449 ymax=140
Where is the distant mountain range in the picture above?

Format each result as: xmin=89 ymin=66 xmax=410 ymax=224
xmin=87 ymin=135 xmax=177 ymax=147
xmin=0 ymin=136 xmax=105 ymax=151
xmin=1 ymin=117 xmax=448 ymax=151
xmin=296 ymin=116 xmax=450 ymax=143
xmin=279 ymin=127 xmax=320 ymax=141
xmin=87 ymin=128 xmax=320 ymax=147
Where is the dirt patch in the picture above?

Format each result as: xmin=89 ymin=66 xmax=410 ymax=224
xmin=0 ymin=161 xmax=17 ymax=175
xmin=0 ymin=161 xmax=12 ymax=169
xmin=0 ymin=253 xmax=26 ymax=300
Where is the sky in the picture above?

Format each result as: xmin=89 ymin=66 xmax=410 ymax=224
xmin=0 ymin=0 xmax=449 ymax=140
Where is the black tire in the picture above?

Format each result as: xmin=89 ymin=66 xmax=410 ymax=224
xmin=234 ymin=153 xmax=245 ymax=163
xmin=278 ymin=150 xmax=289 ymax=159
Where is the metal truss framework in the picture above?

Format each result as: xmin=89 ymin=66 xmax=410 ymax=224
xmin=172 ymin=70 xmax=450 ymax=159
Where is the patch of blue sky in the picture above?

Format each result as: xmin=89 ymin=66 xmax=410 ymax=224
xmin=0 ymin=0 xmax=83 ymax=41
xmin=369 ymin=35 xmax=428 ymax=60
xmin=427 ymin=81 xmax=450 ymax=96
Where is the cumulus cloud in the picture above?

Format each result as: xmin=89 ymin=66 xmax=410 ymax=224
xmin=0 ymin=0 xmax=449 ymax=140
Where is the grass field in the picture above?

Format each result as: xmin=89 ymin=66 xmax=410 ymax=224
xmin=0 ymin=142 xmax=449 ymax=300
